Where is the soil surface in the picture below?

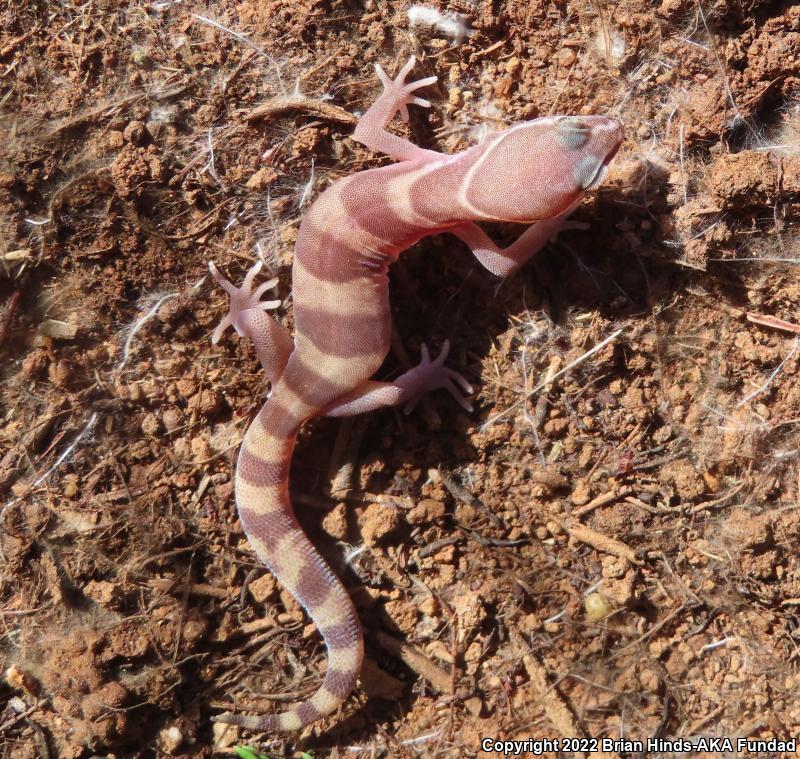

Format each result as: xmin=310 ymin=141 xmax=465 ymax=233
xmin=2 ymin=1 xmax=800 ymax=757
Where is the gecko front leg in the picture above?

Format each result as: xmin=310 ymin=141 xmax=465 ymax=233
xmin=208 ymin=261 xmax=294 ymax=385
xmin=352 ymin=55 xmax=440 ymax=162
xmin=449 ymin=200 xmax=587 ymax=278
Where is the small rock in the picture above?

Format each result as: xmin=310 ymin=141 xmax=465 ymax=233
xmin=81 ymin=681 xmax=129 ymax=720
xmin=570 ymin=478 xmax=591 ymax=505
xmin=522 ymin=613 xmax=543 ymax=632
xmin=638 ymin=667 xmax=660 ymax=693
xmin=543 ymin=416 xmax=569 ymax=436
xmin=448 ymin=87 xmax=462 ymax=107
xmin=162 ymin=407 xmax=184 ymax=433
xmin=173 ymin=437 xmax=191 ymax=459
xmin=322 ymin=502 xmax=349 ymax=540
xmin=8 ymin=696 xmax=27 ymax=713
xmin=601 ymin=554 xmax=628 ymax=579
xmin=21 ymin=349 xmax=49 ymax=379
xmin=383 ymin=598 xmax=419 ymax=635
xmin=175 ymin=378 xmax=197 ymax=398
xmin=493 ymin=76 xmax=514 ymax=97
xmin=212 ymin=719 xmax=239 ymax=747
xmin=190 ymin=435 xmax=212 ymax=461
xmin=127 ymin=382 xmax=144 ymax=402
xmin=140 ymin=412 xmax=161 ymax=436
xmin=529 ymin=468 xmax=568 ymax=491
xmin=157 ymin=298 xmax=184 ymax=324
xmin=545 ymin=520 xmax=563 ymax=536
xmin=145 ymin=120 xmax=165 ymax=140
xmin=584 ymin=592 xmax=612 ymax=621
xmin=464 ymin=695 xmax=483 ymax=716
xmin=84 ymin=580 xmax=124 ymax=610
xmin=557 ymin=47 xmax=577 ymax=67
xmin=62 ymin=475 xmax=80 ymax=499
xmin=188 ymin=389 xmax=222 ymax=418
xmin=38 ymin=319 xmax=78 ymax=340
xmin=433 ymin=544 xmax=456 ymax=563
xmin=452 ymin=593 xmax=486 ymax=632
xmin=419 ymin=595 xmax=439 ymax=616
xmin=359 ymin=502 xmax=400 ymax=545
xmin=454 ymin=501 xmax=477 ymax=522
xmin=407 ymin=498 xmax=446 ymax=525
xmin=157 ymin=725 xmax=183 ymax=755
xmin=248 ymin=573 xmax=277 ymax=603
xmin=123 ymin=120 xmax=146 ymax=144
xmin=464 ymin=640 xmax=483 ymax=663
xmin=660 ymin=458 xmax=706 ymax=500
xmin=246 ymin=166 xmax=279 ymax=190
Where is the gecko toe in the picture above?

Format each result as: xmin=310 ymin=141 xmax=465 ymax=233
xmin=396 ymin=55 xmax=417 ymax=84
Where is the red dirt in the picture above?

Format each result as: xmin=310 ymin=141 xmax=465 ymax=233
xmin=1 ymin=1 xmax=799 ymax=757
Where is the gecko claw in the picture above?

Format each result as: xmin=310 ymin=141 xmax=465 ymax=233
xmin=209 ymin=260 xmax=281 ymax=343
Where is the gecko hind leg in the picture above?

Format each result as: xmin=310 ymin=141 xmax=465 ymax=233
xmin=323 ymin=340 xmax=473 ymax=417
xmin=209 ymin=260 xmax=294 ymax=384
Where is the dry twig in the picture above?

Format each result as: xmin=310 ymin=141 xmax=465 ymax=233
xmin=246 ymin=95 xmax=357 ymax=126
xmin=560 ymin=519 xmax=640 ymax=565
xmin=746 ymin=312 xmax=800 ymax=335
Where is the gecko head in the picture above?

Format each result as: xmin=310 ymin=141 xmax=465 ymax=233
xmin=462 ymin=115 xmax=623 ymax=222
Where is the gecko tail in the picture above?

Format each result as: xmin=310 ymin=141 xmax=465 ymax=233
xmin=218 ymin=398 xmax=363 ymax=732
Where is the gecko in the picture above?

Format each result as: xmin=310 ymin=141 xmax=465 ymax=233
xmin=209 ymin=56 xmax=623 ymax=732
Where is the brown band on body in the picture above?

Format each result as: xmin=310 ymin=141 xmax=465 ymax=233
xmin=236 ymin=505 xmax=296 ymax=552
xmin=279 ymin=359 xmax=356 ymax=410
xmin=237 ymin=448 xmax=290 ymax=487
xmin=323 ymin=620 xmax=360 ymax=650
xmin=293 ymin=232 xmax=374 ymax=284
xmin=324 ymin=668 xmax=358 ymax=700
xmin=296 ymin=563 xmax=333 ymax=609
xmin=297 ymin=307 xmax=390 ymax=359
xmin=295 ymin=701 xmax=322 ymax=726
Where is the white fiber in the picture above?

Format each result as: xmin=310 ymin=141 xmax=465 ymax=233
xmin=408 ymin=5 xmax=471 ymax=43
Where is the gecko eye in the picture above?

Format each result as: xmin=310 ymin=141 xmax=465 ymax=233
xmin=574 ymin=155 xmax=608 ymax=190
xmin=554 ymin=116 xmax=590 ymax=149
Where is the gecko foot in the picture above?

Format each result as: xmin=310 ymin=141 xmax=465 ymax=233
xmin=397 ymin=340 xmax=473 ymax=414
xmin=374 ymin=55 xmax=438 ymax=123
xmin=208 ymin=260 xmax=281 ymax=344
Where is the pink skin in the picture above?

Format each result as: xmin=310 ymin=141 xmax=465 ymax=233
xmin=208 ymin=261 xmax=290 ymax=386
xmin=209 ymin=56 xmax=623 ymax=733
xmin=209 ymin=260 xmax=472 ymax=413
xmin=211 ymin=58 xmax=622 ymax=415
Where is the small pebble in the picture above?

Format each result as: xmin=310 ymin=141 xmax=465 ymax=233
xmin=585 ymin=592 xmax=612 ymax=621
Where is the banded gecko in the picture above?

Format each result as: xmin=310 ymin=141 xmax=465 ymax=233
xmin=210 ymin=57 xmax=623 ymax=732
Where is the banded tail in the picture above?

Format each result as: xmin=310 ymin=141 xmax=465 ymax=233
xmin=215 ymin=397 xmax=363 ymax=731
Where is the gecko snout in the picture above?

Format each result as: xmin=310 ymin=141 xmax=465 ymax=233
xmin=594 ymin=116 xmax=625 ymax=162
xmin=570 ymin=116 xmax=623 ymax=190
